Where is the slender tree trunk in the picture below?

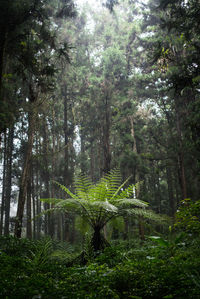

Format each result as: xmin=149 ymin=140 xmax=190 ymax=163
xmin=36 ymin=197 xmax=42 ymax=239
xmin=102 ymin=93 xmax=111 ymax=174
xmin=80 ymin=130 xmax=87 ymax=174
xmin=90 ymin=145 xmax=95 ymax=181
xmin=0 ymin=132 xmax=7 ymax=235
xmin=15 ymin=109 xmax=35 ymax=238
xmin=31 ymin=169 xmax=36 ymax=239
xmin=63 ymin=88 xmax=69 ymax=185
xmin=175 ymin=96 xmax=187 ymax=200
xmin=42 ymin=118 xmax=50 ymax=236
xmin=0 ymin=28 xmax=6 ymax=100
xmin=26 ymin=169 xmax=32 ymax=239
xmin=51 ymin=108 xmax=57 ymax=239
xmin=155 ymin=162 xmax=161 ymax=214
xmin=4 ymin=126 xmax=14 ymax=235
xmin=63 ymin=88 xmax=71 ymax=241
xmin=35 ymin=135 xmax=41 ymax=239
xmin=129 ymin=115 xmax=145 ymax=241
xmin=166 ymin=166 xmax=175 ymax=216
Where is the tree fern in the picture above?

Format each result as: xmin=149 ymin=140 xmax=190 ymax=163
xmin=40 ymin=169 xmax=168 ymax=251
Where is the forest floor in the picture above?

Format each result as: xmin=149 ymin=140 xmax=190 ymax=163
xmin=0 ymin=235 xmax=200 ymax=298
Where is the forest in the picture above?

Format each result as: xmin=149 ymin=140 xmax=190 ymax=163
xmin=0 ymin=0 xmax=200 ymax=298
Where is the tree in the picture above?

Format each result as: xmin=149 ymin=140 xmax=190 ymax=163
xmin=141 ymin=0 xmax=200 ymax=201
xmin=41 ymin=169 xmax=166 ymax=251
xmin=0 ymin=0 xmax=76 ymax=137
xmin=13 ymin=0 xmax=76 ymax=238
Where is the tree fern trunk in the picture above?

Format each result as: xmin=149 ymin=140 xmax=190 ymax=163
xmin=92 ymin=227 xmax=109 ymax=252
xmin=92 ymin=227 xmax=102 ymax=252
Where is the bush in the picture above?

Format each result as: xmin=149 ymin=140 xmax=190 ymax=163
xmin=175 ymin=199 xmax=200 ymax=234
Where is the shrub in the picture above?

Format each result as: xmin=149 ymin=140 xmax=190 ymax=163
xmin=175 ymin=199 xmax=200 ymax=234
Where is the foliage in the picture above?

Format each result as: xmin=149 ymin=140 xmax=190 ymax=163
xmin=175 ymin=199 xmax=200 ymax=234
xmin=1 ymin=236 xmax=200 ymax=298
xmin=0 ymin=235 xmax=35 ymax=257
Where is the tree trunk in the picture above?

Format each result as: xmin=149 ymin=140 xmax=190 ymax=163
xmin=0 ymin=28 xmax=6 ymax=100
xmin=26 ymin=170 xmax=32 ymax=239
xmin=80 ymin=129 xmax=87 ymax=174
xmin=63 ymin=88 xmax=69 ymax=186
xmin=31 ymin=169 xmax=36 ymax=239
xmin=0 ymin=132 xmax=7 ymax=235
xmin=129 ymin=115 xmax=145 ymax=241
xmin=4 ymin=126 xmax=14 ymax=235
xmin=102 ymin=93 xmax=111 ymax=174
xmin=175 ymin=96 xmax=187 ymax=200
xmin=166 ymin=166 xmax=175 ymax=217
xmin=51 ymin=108 xmax=56 ymax=239
xmin=42 ymin=117 xmax=50 ymax=236
xmin=63 ymin=88 xmax=71 ymax=241
xmin=35 ymin=135 xmax=41 ymax=239
xmin=90 ymin=145 xmax=95 ymax=181
xmin=92 ymin=227 xmax=104 ymax=252
xmin=14 ymin=109 xmax=35 ymax=238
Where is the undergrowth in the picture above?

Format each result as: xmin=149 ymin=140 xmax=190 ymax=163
xmin=0 ymin=235 xmax=200 ymax=298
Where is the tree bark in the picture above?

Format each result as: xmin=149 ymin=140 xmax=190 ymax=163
xmin=102 ymin=93 xmax=111 ymax=174
xmin=63 ymin=87 xmax=69 ymax=186
xmin=92 ymin=227 xmax=107 ymax=252
xmin=4 ymin=126 xmax=14 ymax=235
xmin=14 ymin=109 xmax=35 ymax=238
xmin=35 ymin=134 xmax=41 ymax=239
xmin=26 ymin=169 xmax=32 ymax=239
xmin=63 ymin=87 xmax=71 ymax=241
xmin=0 ymin=132 xmax=7 ymax=235
xmin=90 ymin=145 xmax=95 ymax=181
xmin=0 ymin=28 xmax=6 ymax=101
xmin=129 ymin=115 xmax=145 ymax=241
xmin=175 ymin=104 xmax=187 ymax=200
xmin=166 ymin=166 xmax=175 ymax=217
xmin=42 ymin=117 xmax=51 ymax=236
xmin=31 ymin=167 xmax=36 ymax=239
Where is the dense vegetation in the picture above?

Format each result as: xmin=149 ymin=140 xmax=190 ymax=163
xmin=0 ymin=0 xmax=200 ymax=297
xmin=1 ymin=233 xmax=200 ymax=298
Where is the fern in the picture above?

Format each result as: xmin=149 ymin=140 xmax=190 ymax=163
xmin=39 ymin=169 xmax=168 ymax=251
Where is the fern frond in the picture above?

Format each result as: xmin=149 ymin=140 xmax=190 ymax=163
xmin=122 ymin=208 xmax=169 ymax=223
xmin=53 ymin=181 xmax=77 ymax=199
xmin=74 ymin=174 xmax=93 ymax=199
xmin=90 ymin=200 xmax=118 ymax=213
xmin=114 ymin=198 xmax=149 ymax=208
xmin=110 ymin=175 xmax=132 ymax=200
xmin=55 ymin=198 xmax=81 ymax=209
xmin=115 ymin=184 xmax=135 ymax=199
xmin=90 ymin=168 xmax=122 ymax=201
